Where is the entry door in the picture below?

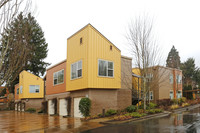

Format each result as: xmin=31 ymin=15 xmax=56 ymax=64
xmin=74 ymin=97 xmax=83 ymax=118
xmin=59 ymin=99 xmax=68 ymax=116
xmin=21 ymin=103 xmax=25 ymax=112
xmin=48 ymin=100 xmax=55 ymax=115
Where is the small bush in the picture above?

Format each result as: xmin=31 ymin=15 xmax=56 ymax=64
xmin=38 ymin=110 xmax=44 ymax=113
xmin=148 ymin=102 xmax=157 ymax=109
xmin=147 ymin=109 xmax=156 ymax=114
xmin=126 ymin=105 xmax=137 ymax=113
xmin=172 ymin=99 xmax=178 ymax=104
xmin=79 ymin=98 xmax=91 ymax=117
xmin=182 ymin=102 xmax=190 ymax=107
xmin=137 ymin=109 xmax=145 ymax=113
xmin=178 ymin=97 xmax=186 ymax=105
xmin=154 ymin=109 xmax=163 ymax=113
xmin=170 ymin=104 xmax=179 ymax=110
xmin=125 ymin=112 xmax=146 ymax=118
xmin=26 ymin=108 xmax=36 ymax=113
xmin=105 ymin=109 xmax=117 ymax=116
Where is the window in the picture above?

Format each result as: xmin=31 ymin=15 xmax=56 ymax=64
xmin=29 ymin=85 xmax=40 ymax=93
xmin=17 ymin=88 xmax=19 ymax=95
xmin=80 ymin=37 xmax=82 ymax=44
xmin=98 ymin=59 xmax=114 ymax=77
xmin=176 ymin=75 xmax=182 ymax=84
xmin=169 ymin=74 xmax=173 ymax=84
xmin=54 ymin=69 xmax=64 ymax=85
xmin=177 ymin=90 xmax=182 ymax=98
xmin=170 ymin=90 xmax=174 ymax=99
xmin=149 ymin=91 xmax=153 ymax=100
xmin=146 ymin=73 xmax=153 ymax=82
xmin=20 ymin=86 xmax=23 ymax=94
xmin=71 ymin=60 xmax=82 ymax=80
xmin=110 ymin=45 xmax=112 ymax=50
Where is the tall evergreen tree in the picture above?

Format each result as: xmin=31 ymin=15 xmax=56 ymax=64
xmin=0 ymin=12 xmax=49 ymax=91
xmin=166 ymin=45 xmax=181 ymax=69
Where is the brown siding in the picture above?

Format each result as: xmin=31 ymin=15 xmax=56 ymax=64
xmin=21 ymin=98 xmax=44 ymax=111
xmin=121 ymin=56 xmax=132 ymax=90
xmin=46 ymin=60 xmax=66 ymax=95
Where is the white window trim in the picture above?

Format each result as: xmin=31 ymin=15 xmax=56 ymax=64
xmin=98 ymin=59 xmax=114 ymax=78
xmin=169 ymin=74 xmax=173 ymax=84
xmin=149 ymin=91 xmax=153 ymax=100
xmin=29 ymin=85 xmax=40 ymax=93
xmin=71 ymin=60 xmax=82 ymax=80
xmin=53 ymin=69 xmax=64 ymax=86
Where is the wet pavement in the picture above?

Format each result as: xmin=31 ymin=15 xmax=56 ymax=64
xmin=82 ymin=107 xmax=200 ymax=133
xmin=0 ymin=111 xmax=104 ymax=133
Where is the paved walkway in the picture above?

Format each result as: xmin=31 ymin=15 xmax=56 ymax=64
xmin=0 ymin=111 xmax=104 ymax=133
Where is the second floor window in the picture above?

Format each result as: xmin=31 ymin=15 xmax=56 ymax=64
xmin=29 ymin=85 xmax=40 ymax=93
xmin=98 ymin=59 xmax=114 ymax=77
xmin=71 ymin=60 xmax=82 ymax=80
xmin=169 ymin=74 xmax=173 ymax=84
xmin=54 ymin=69 xmax=64 ymax=85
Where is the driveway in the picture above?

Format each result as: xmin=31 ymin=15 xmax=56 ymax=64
xmin=0 ymin=111 xmax=103 ymax=133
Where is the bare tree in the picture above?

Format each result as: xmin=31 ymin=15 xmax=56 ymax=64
xmin=126 ymin=15 xmax=163 ymax=109
xmin=0 ymin=0 xmax=32 ymax=86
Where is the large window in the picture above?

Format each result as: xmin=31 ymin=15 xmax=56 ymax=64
xmin=170 ymin=90 xmax=174 ymax=99
xmin=71 ymin=60 xmax=82 ymax=80
xmin=20 ymin=86 xmax=23 ymax=94
xmin=98 ymin=59 xmax=113 ymax=77
xmin=54 ymin=69 xmax=64 ymax=85
xmin=29 ymin=85 xmax=40 ymax=93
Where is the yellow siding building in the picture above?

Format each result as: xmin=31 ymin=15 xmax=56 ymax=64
xmin=66 ymin=24 xmax=121 ymax=91
xmin=18 ymin=70 xmax=44 ymax=99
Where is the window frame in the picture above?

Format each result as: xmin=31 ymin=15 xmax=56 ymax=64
xmin=29 ymin=85 xmax=40 ymax=93
xmin=149 ymin=91 xmax=153 ymax=100
xmin=169 ymin=74 xmax=173 ymax=84
xmin=53 ymin=69 xmax=64 ymax=86
xmin=71 ymin=60 xmax=82 ymax=80
xmin=98 ymin=59 xmax=114 ymax=78
xmin=170 ymin=90 xmax=174 ymax=99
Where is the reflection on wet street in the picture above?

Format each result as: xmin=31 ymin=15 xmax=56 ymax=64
xmin=0 ymin=111 xmax=103 ymax=133
xmin=82 ymin=107 xmax=200 ymax=133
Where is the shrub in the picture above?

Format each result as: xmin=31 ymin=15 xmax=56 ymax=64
xmin=178 ymin=97 xmax=187 ymax=105
xmin=182 ymin=102 xmax=190 ymax=107
xmin=126 ymin=112 xmax=146 ymax=118
xmin=172 ymin=99 xmax=178 ymax=104
xmin=147 ymin=109 xmax=155 ymax=114
xmin=126 ymin=105 xmax=137 ymax=113
xmin=154 ymin=109 xmax=163 ymax=113
xmin=137 ymin=109 xmax=145 ymax=113
xmin=79 ymin=98 xmax=91 ymax=117
xmin=148 ymin=102 xmax=157 ymax=109
xmin=105 ymin=109 xmax=117 ymax=116
xmin=38 ymin=110 xmax=44 ymax=113
xmin=26 ymin=108 xmax=36 ymax=113
xmin=170 ymin=104 xmax=179 ymax=110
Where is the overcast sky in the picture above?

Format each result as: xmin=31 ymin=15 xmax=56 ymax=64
xmin=34 ymin=0 xmax=200 ymax=68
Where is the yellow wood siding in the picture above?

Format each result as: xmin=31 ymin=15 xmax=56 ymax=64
xmin=66 ymin=27 xmax=89 ymax=91
xmin=66 ymin=24 xmax=121 ymax=91
xmin=19 ymin=71 xmax=44 ymax=99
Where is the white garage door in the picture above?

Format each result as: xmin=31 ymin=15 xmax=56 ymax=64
xmin=74 ymin=97 xmax=83 ymax=118
xmin=59 ymin=99 xmax=68 ymax=116
xmin=48 ymin=100 xmax=55 ymax=115
xmin=15 ymin=104 xmax=17 ymax=111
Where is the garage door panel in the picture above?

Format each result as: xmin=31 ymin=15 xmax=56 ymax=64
xmin=74 ymin=97 xmax=83 ymax=118
xmin=48 ymin=100 xmax=55 ymax=115
xmin=59 ymin=99 xmax=68 ymax=116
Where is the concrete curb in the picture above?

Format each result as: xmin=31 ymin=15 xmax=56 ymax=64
xmin=100 ymin=111 xmax=171 ymax=125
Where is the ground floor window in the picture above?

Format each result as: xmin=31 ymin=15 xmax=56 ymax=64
xmin=177 ymin=90 xmax=182 ymax=99
xmin=170 ymin=90 xmax=174 ymax=99
xmin=149 ymin=91 xmax=153 ymax=100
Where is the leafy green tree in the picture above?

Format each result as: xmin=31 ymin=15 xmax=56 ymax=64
xmin=166 ymin=46 xmax=181 ymax=69
xmin=0 ymin=12 xmax=49 ymax=91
